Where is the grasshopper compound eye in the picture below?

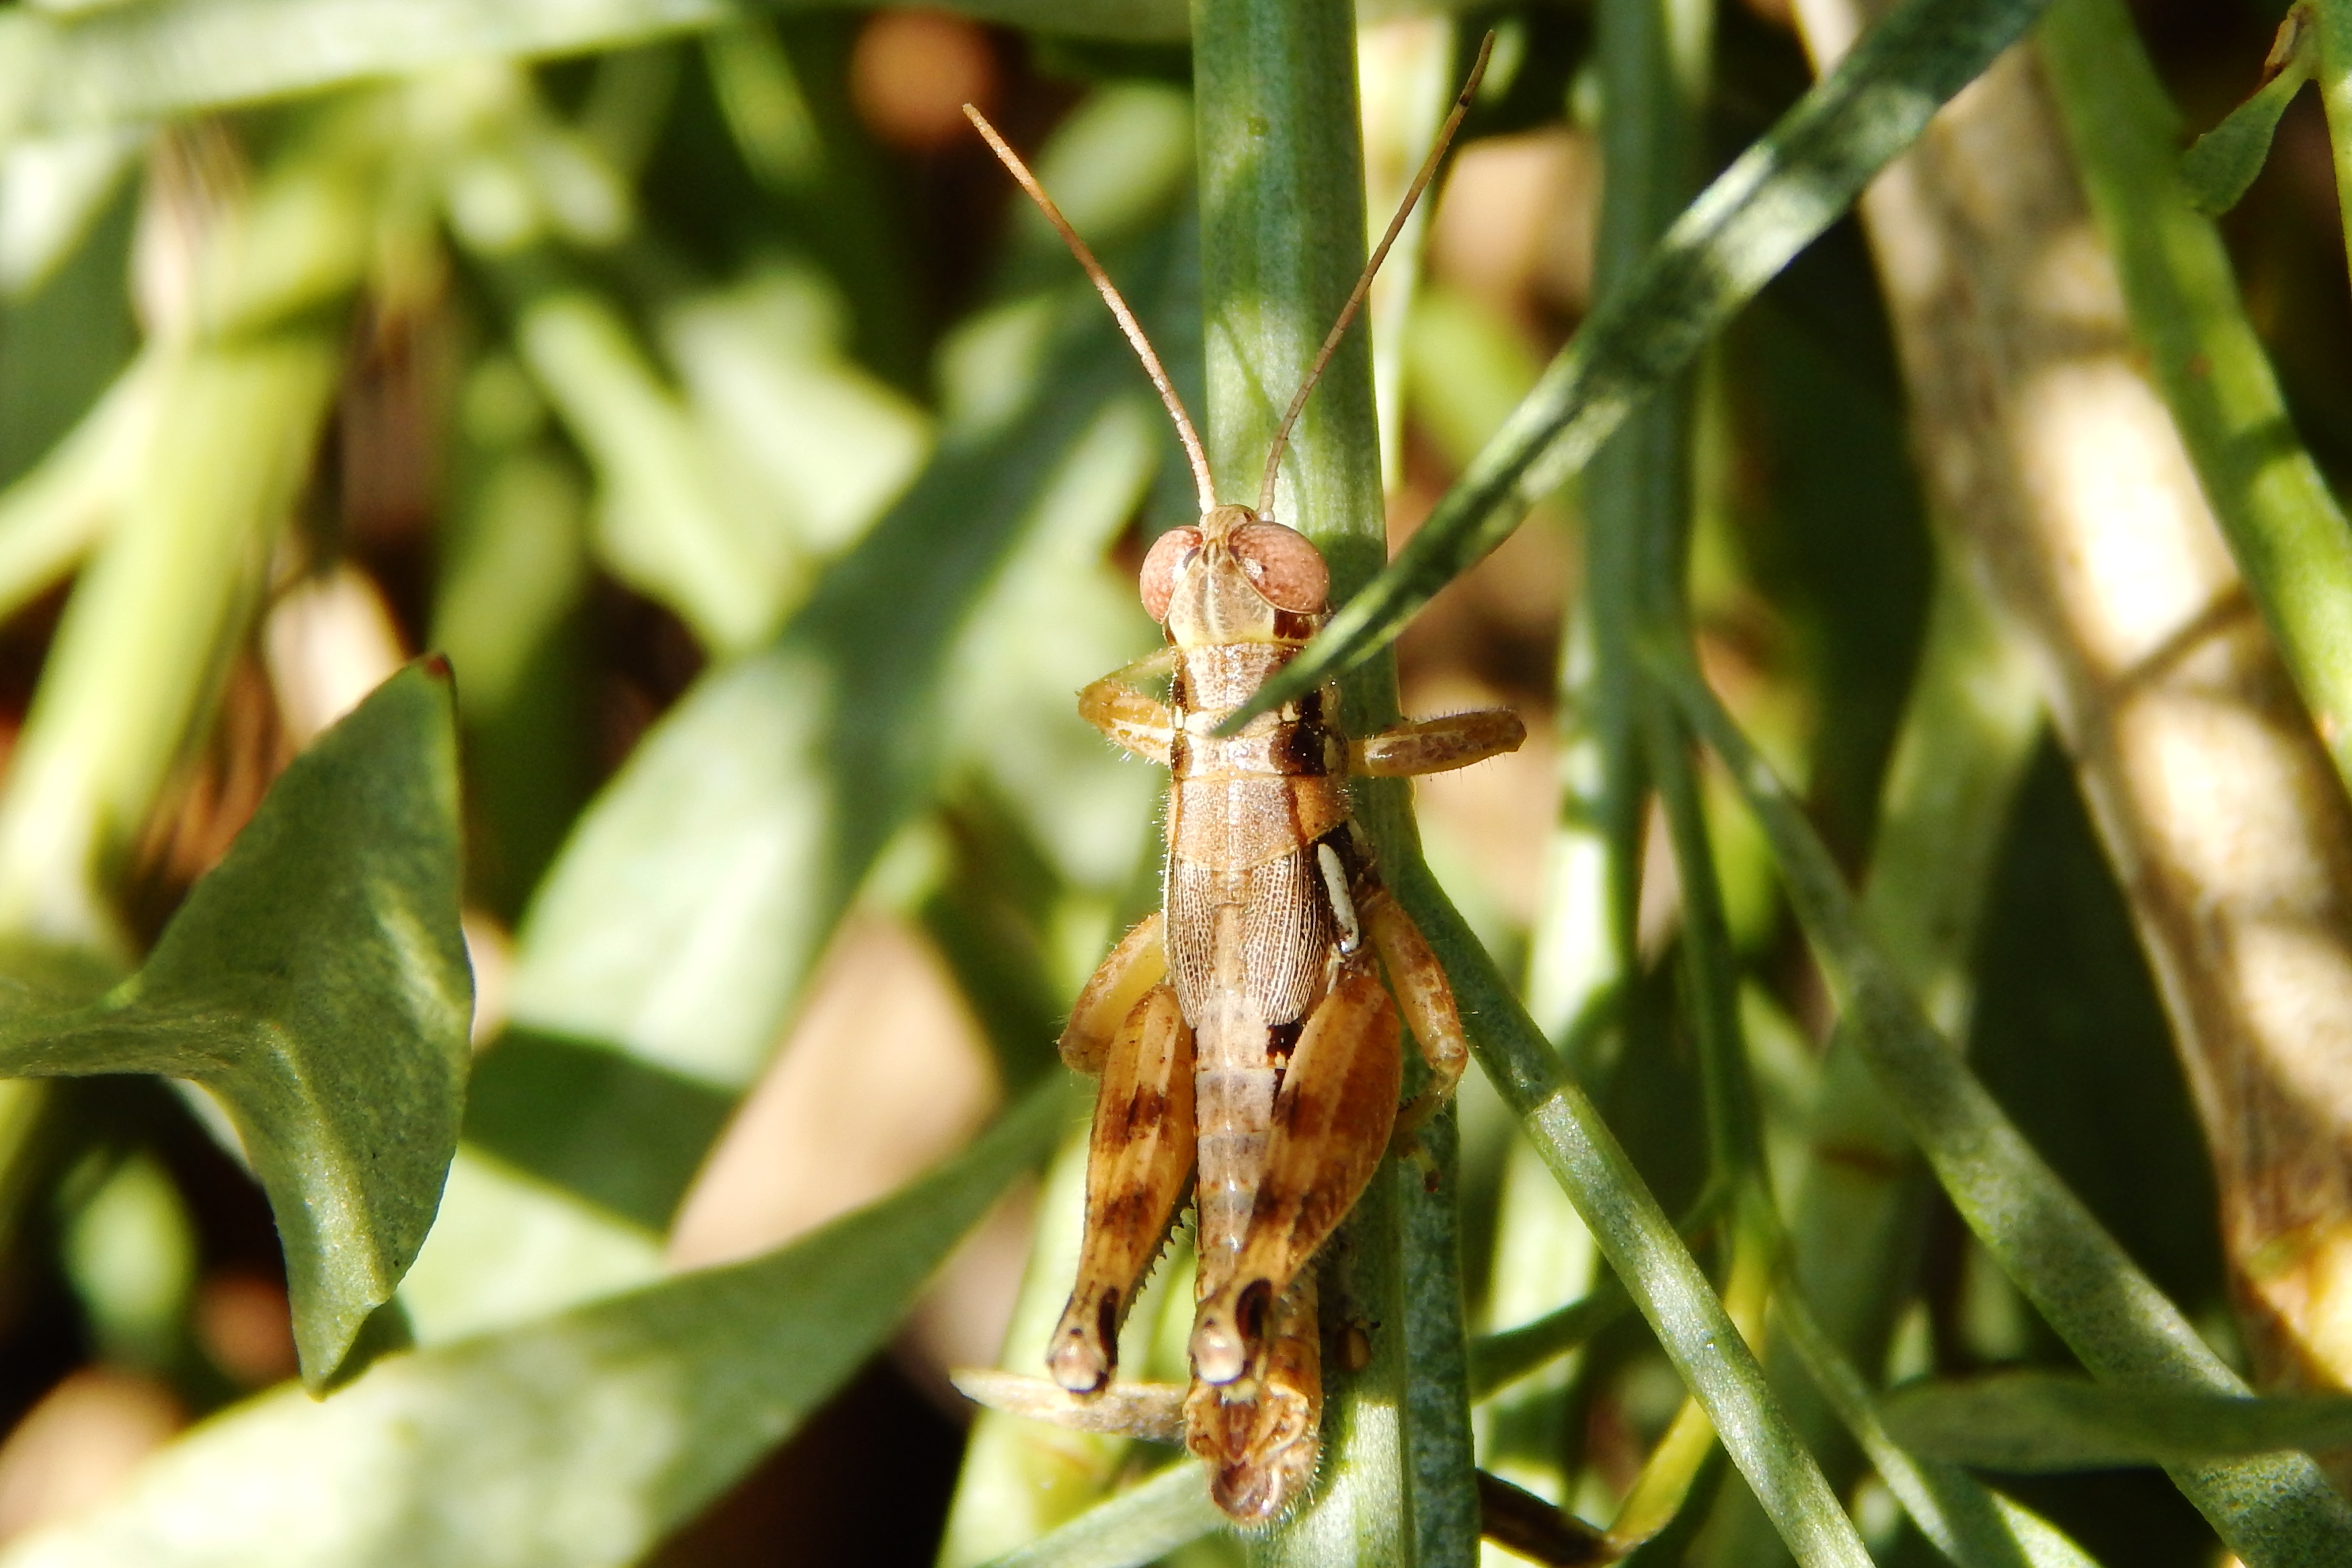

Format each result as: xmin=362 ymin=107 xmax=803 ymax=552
xmin=1229 ymin=522 xmax=1329 ymax=613
xmin=1140 ymin=525 xmax=1204 ymax=623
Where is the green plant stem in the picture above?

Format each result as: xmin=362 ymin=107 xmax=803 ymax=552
xmin=1651 ymin=645 xmax=2352 ymax=1565
xmin=1393 ymin=860 xmax=1871 ymax=1568
xmin=1584 ymin=0 xmax=1711 ymax=1033
xmin=0 ymin=337 xmax=338 ymax=959
xmin=2313 ymin=0 xmax=2352 ymax=298
xmin=1702 ymin=553 xmax=2042 ymax=1568
xmin=1776 ymin=1291 xmax=2098 ymax=1568
xmin=1189 ymin=0 xmax=1425 ymax=1558
xmin=2040 ymin=0 xmax=2352 ymax=804
xmin=1403 ymin=1105 xmax=1479 ymax=1568
xmin=1468 ymin=1280 xmax=1633 ymax=1400
xmin=1226 ymin=0 xmax=2057 ymax=724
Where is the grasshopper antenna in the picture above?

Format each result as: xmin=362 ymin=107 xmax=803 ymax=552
xmin=1257 ymin=31 xmax=1495 ymax=520
xmin=966 ymin=104 xmax=1220 ymax=518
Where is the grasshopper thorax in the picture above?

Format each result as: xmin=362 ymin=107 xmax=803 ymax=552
xmin=1140 ymin=504 xmax=1330 ymax=649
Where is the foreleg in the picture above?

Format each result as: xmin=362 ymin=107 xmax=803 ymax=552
xmin=1079 ymin=648 xmax=1179 ymax=764
xmin=1189 ymin=964 xmax=1399 ymax=1386
xmin=1046 ymin=982 xmax=1195 ymax=1393
xmin=1353 ymin=708 xmax=1524 ymax=777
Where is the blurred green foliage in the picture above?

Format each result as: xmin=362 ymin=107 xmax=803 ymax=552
xmin=0 ymin=1 xmax=2333 ymax=1567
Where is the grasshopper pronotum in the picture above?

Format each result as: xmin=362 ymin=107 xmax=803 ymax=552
xmin=960 ymin=41 xmax=1519 ymax=1523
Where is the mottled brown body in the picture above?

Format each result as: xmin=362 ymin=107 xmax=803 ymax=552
xmin=1041 ymin=506 xmax=1522 ymax=1523
xmin=958 ymin=52 xmax=1509 ymax=1526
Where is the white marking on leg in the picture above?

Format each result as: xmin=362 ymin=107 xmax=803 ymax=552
xmin=1317 ymin=843 xmax=1360 ymax=953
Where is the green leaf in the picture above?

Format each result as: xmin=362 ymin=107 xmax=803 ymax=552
xmin=2040 ymin=0 xmax=2352 ymax=808
xmin=0 ymin=662 xmax=470 ymax=1387
xmin=1778 ymin=1296 xmax=2100 ymax=1568
xmin=973 ymin=1462 xmax=1222 ymax=1568
xmin=1466 ymin=1281 xmax=1631 ymax=1400
xmin=0 ymin=1076 xmax=1072 ymax=1568
xmin=1650 ymin=650 xmax=2352 ymax=1564
xmin=1232 ymin=0 xmax=2059 ymax=723
xmin=1397 ymin=865 xmax=1874 ymax=1568
xmin=1882 ymin=1372 xmax=2352 ymax=1473
xmin=0 ymin=0 xmax=1195 ymax=143
xmin=2180 ymin=61 xmax=2310 ymax=215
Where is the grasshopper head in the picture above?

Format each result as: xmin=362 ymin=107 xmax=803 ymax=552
xmin=1140 ymin=504 xmax=1329 ymax=648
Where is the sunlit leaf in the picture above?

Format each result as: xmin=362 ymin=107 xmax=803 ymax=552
xmin=2041 ymin=0 xmax=2352 ymax=806
xmin=0 ymin=663 xmax=469 ymax=1386
xmin=0 ymin=1076 xmax=1070 ymax=1568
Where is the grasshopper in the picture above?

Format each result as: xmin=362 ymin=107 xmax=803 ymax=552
xmin=962 ymin=42 xmax=1518 ymax=1523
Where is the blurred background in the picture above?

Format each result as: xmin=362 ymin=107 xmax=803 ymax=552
xmin=0 ymin=0 xmax=2332 ymax=1563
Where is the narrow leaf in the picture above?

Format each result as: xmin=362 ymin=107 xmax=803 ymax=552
xmin=1883 ymin=1373 xmax=2352 ymax=1473
xmin=0 ymin=1077 xmax=1071 ymax=1568
xmin=2180 ymin=62 xmax=2310 ymax=215
xmin=1651 ymin=649 xmax=2352 ymax=1563
xmin=1395 ymin=865 xmax=1875 ymax=1568
xmin=2040 ymin=0 xmax=2352 ymax=810
xmin=1233 ymin=0 xmax=2057 ymax=722
xmin=0 ymin=662 xmax=469 ymax=1386
xmin=1778 ymin=1296 xmax=2099 ymax=1568
xmin=974 ymin=1462 xmax=1222 ymax=1568
xmin=1467 ymin=1281 xmax=1631 ymax=1400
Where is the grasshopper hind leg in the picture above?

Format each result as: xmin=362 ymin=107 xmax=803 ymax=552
xmin=1047 ymin=982 xmax=1195 ymax=1393
xmin=1189 ymin=962 xmax=1401 ymax=1386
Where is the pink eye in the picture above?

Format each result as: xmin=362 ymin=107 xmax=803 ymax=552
xmin=1229 ymin=522 xmax=1328 ymax=613
xmin=1139 ymin=526 xmax=1202 ymax=622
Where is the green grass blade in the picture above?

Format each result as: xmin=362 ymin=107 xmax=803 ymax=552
xmin=2039 ymin=0 xmax=2352 ymax=809
xmin=1394 ymin=866 xmax=1873 ymax=1568
xmin=0 ymin=665 xmax=469 ymax=1387
xmin=1702 ymin=555 xmax=2043 ymax=1568
xmin=0 ymin=1076 xmax=1072 ymax=1568
xmin=1230 ymin=0 xmax=2057 ymax=723
xmin=1882 ymin=1374 xmax=2352 ymax=1472
xmin=2312 ymin=0 xmax=2352 ymax=293
xmin=1778 ymin=1295 xmax=2101 ymax=1568
xmin=1467 ymin=1282 xmax=1632 ymax=1400
xmin=1190 ymin=0 xmax=1417 ymax=1559
xmin=1403 ymin=1108 xmax=1479 ymax=1568
xmin=974 ymin=1462 xmax=1222 ymax=1568
xmin=1651 ymin=649 xmax=2352 ymax=1565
